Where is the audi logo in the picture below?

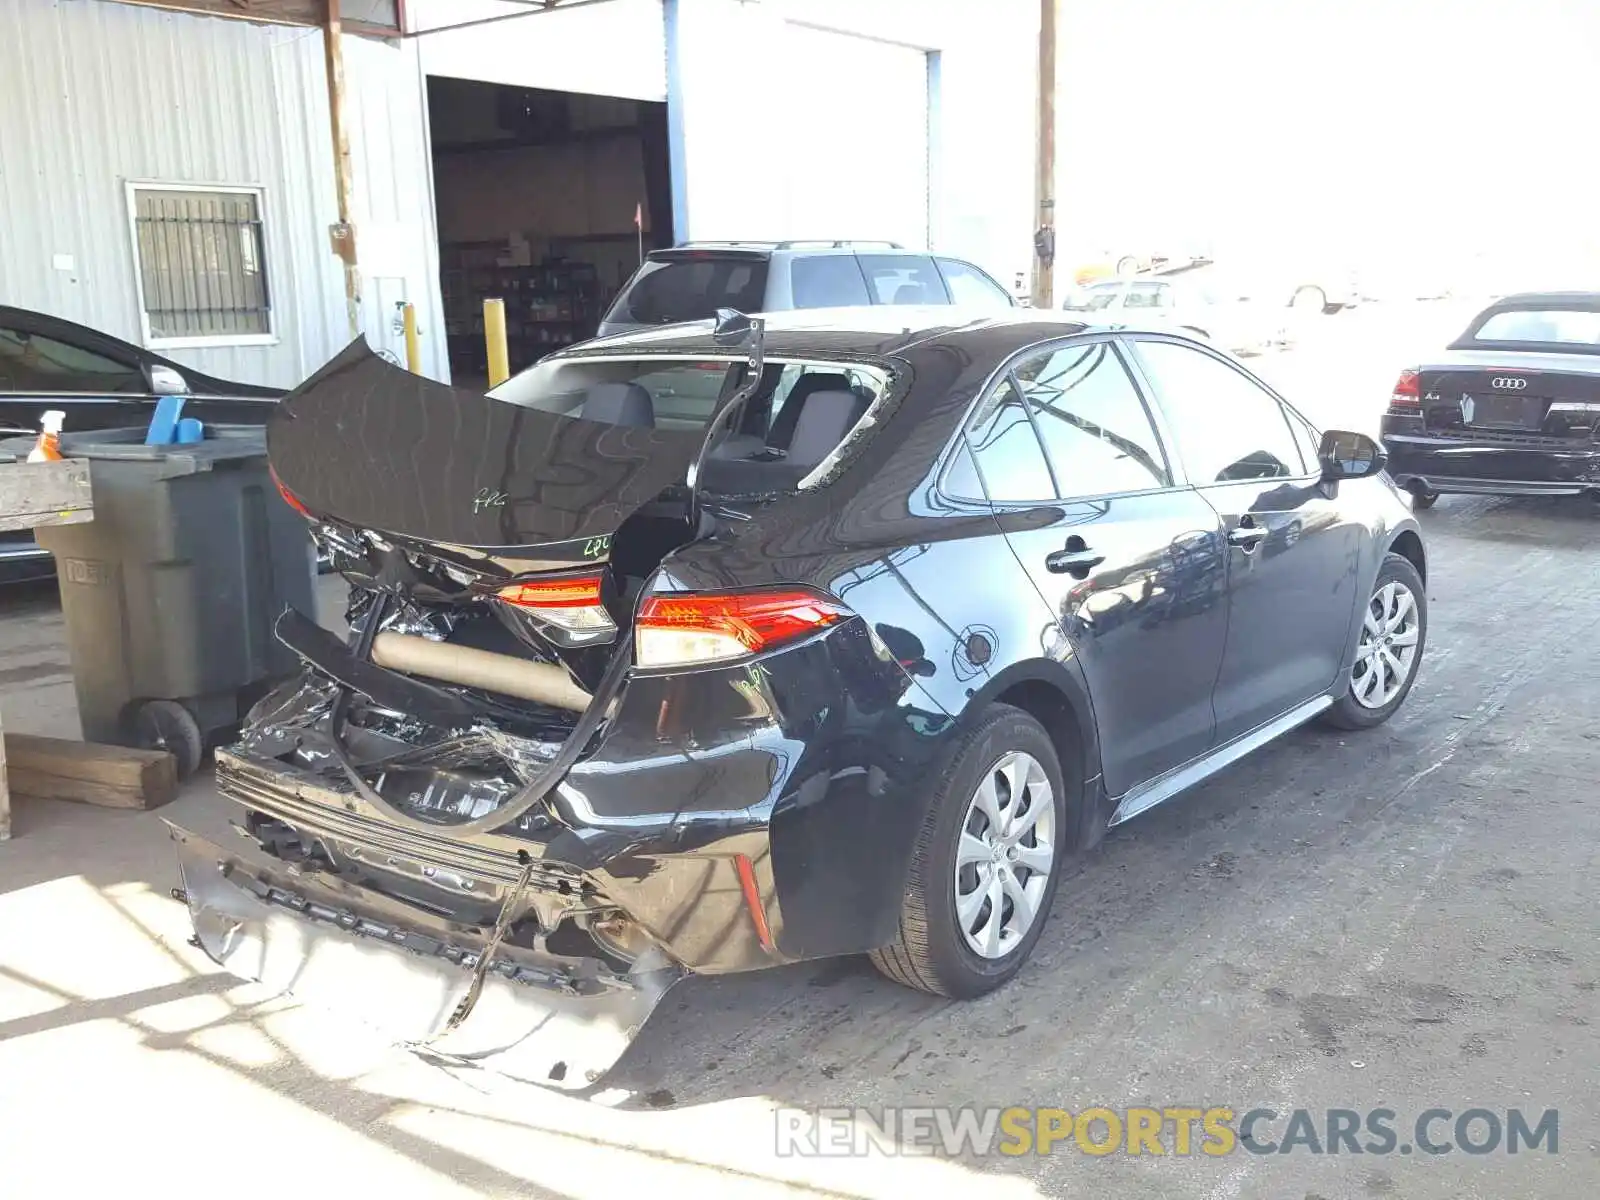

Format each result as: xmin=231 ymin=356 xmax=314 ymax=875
xmin=1491 ymin=377 xmax=1529 ymax=390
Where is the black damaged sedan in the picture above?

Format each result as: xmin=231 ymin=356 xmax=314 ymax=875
xmin=171 ymin=309 xmax=1428 ymax=1088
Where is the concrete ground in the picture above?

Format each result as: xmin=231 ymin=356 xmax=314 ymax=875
xmin=2 ymin=302 xmax=1596 ymax=1199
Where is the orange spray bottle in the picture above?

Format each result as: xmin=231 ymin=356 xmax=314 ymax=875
xmin=27 ymin=410 xmax=65 ymax=463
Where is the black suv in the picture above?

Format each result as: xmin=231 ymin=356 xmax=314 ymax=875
xmin=171 ymin=311 xmax=1427 ymax=1090
xmin=596 ymin=241 xmax=1015 ymax=337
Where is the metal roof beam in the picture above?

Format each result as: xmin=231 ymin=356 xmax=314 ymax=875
xmin=402 ymin=0 xmax=619 ymax=40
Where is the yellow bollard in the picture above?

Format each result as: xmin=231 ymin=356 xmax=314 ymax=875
xmin=483 ymin=298 xmax=510 ymax=387
xmin=401 ymin=302 xmax=422 ymax=375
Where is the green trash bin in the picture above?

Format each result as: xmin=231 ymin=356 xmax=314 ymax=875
xmin=0 ymin=426 xmax=315 ymax=777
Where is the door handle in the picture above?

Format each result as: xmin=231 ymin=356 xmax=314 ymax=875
xmin=1045 ymin=537 xmax=1105 ymax=575
xmin=1227 ymin=525 xmax=1268 ymax=550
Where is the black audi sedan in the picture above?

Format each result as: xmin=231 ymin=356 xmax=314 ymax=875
xmin=1381 ymin=291 xmax=1600 ymax=506
xmin=170 ymin=309 xmax=1428 ymax=1089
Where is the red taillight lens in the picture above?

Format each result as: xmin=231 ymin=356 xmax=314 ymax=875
xmin=1390 ymin=368 xmax=1421 ymax=410
xmin=635 ymin=588 xmax=852 ymax=667
xmin=497 ymin=574 xmax=604 ymax=608
xmin=269 ymin=464 xmax=312 ymax=518
xmin=496 ymin=573 xmax=615 ymax=638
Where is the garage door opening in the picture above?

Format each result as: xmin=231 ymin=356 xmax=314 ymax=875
xmin=426 ymin=77 xmax=673 ymax=386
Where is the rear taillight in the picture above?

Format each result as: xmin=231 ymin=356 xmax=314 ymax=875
xmin=497 ymin=573 xmax=616 ymax=638
xmin=269 ymin=464 xmax=312 ymax=518
xmin=634 ymin=588 xmax=852 ymax=668
xmin=1389 ymin=369 xmax=1421 ymax=411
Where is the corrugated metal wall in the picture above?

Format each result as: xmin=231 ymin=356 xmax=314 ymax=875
xmin=0 ymin=0 xmax=446 ymax=386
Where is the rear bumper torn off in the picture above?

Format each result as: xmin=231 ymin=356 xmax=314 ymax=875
xmin=168 ymin=823 xmax=680 ymax=1089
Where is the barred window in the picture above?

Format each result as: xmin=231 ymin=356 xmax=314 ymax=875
xmin=127 ymin=184 xmax=272 ymax=346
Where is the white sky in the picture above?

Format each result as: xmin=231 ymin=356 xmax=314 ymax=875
xmin=1054 ymin=0 xmax=1600 ymax=284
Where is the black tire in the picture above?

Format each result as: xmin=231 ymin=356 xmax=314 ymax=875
xmin=1292 ymin=285 xmax=1327 ymax=313
xmin=870 ymin=705 xmax=1070 ymax=998
xmin=1322 ymin=553 xmax=1427 ymax=731
xmin=1411 ymin=489 xmax=1440 ymax=510
xmin=130 ymin=699 xmax=205 ymax=779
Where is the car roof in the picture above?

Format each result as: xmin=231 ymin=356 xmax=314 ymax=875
xmin=1480 ymin=291 xmax=1600 ymax=310
xmin=564 ymin=306 xmax=1178 ymax=362
xmin=650 ymin=242 xmax=922 ymax=259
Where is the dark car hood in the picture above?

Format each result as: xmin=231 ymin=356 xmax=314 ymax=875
xmin=268 ymin=341 xmax=703 ymax=552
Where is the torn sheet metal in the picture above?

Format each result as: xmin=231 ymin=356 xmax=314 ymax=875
xmin=169 ymin=823 xmax=680 ymax=1090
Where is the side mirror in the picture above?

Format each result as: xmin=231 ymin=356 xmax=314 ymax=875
xmin=1318 ymin=429 xmax=1387 ymax=481
xmin=145 ymin=364 xmax=189 ymax=396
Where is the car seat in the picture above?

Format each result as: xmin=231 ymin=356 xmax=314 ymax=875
xmin=581 ymin=382 xmax=655 ymax=427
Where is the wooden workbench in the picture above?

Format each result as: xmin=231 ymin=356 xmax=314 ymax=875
xmin=0 ymin=459 xmax=93 ymax=840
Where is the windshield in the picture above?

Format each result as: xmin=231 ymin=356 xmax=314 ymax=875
xmin=1062 ymin=286 xmax=1121 ymax=312
xmin=490 ymin=355 xmax=892 ymax=493
xmin=1469 ymin=307 xmax=1600 ymax=348
xmin=604 ymin=257 xmax=769 ymax=327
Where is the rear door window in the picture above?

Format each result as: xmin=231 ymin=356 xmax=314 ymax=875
xmin=858 ymin=255 xmax=951 ymax=306
xmin=789 ymin=255 xmax=872 ymax=308
xmin=604 ymin=257 xmax=768 ymax=326
xmin=0 ymin=324 xmax=144 ymax=394
xmin=950 ymin=378 xmax=1056 ymax=502
xmin=936 ymin=258 xmax=1013 ymax=307
xmin=1013 ymin=341 xmax=1172 ymax=497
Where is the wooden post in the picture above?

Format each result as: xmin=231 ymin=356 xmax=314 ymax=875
xmin=1032 ymin=0 xmax=1057 ymax=310
xmin=0 ymin=457 xmax=94 ymax=841
xmin=324 ymin=0 xmax=361 ymax=340
xmin=484 ymin=299 xmax=510 ymax=387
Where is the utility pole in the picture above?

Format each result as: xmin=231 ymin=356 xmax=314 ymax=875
xmin=1032 ymin=0 xmax=1057 ymax=309
xmin=324 ymin=0 xmax=361 ymax=340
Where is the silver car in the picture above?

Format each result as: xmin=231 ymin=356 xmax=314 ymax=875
xmin=596 ymin=242 xmax=1016 ymax=339
xmin=1062 ymin=277 xmax=1290 ymax=356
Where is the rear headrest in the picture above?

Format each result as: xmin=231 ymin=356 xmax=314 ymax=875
xmin=768 ymin=372 xmax=852 ymax=450
xmin=582 ymin=382 xmax=655 ymax=427
xmin=786 ymin=389 xmax=866 ymax=467
xmin=892 ymin=282 xmax=929 ymax=304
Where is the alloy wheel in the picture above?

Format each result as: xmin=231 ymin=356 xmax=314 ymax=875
xmin=953 ymin=751 xmax=1056 ymax=959
xmin=1352 ymin=580 xmax=1421 ymax=709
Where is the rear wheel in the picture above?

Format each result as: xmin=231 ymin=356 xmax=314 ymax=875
xmin=1115 ymin=255 xmax=1140 ymax=278
xmin=1410 ymin=488 xmax=1440 ymax=510
xmin=1322 ymin=553 xmax=1427 ymax=730
xmin=870 ymin=706 xmax=1069 ymax=998
xmin=1292 ymin=285 xmax=1327 ymax=313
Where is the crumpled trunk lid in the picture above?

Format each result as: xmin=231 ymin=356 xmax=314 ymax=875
xmin=268 ymin=340 xmax=703 ymax=553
